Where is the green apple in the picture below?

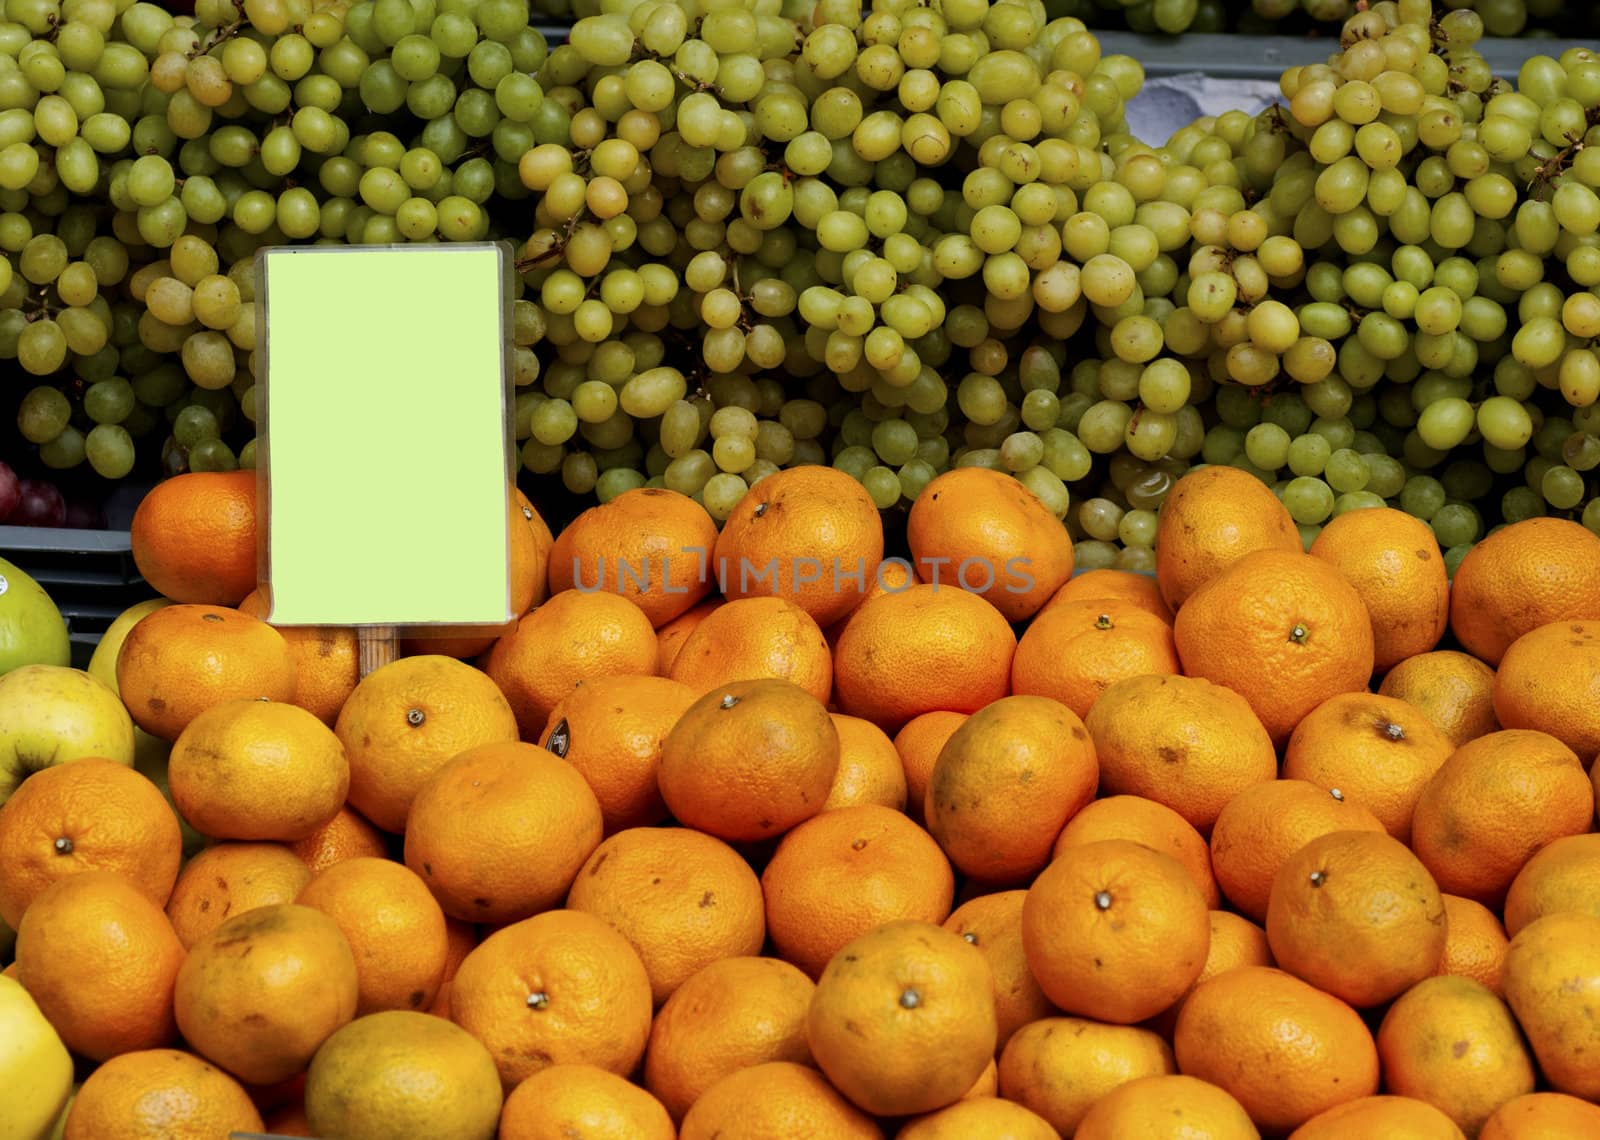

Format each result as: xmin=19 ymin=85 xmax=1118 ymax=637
xmin=0 ymin=975 xmax=75 ymax=1140
xmin=0 ymin=665 xmax=135 ymax=806
xmin=0 ymin=558 xmax=70 ymax=678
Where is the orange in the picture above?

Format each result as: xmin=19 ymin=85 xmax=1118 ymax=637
xmin=643 ymin=955 xmax=816 ymax=1122
xmin=1410 ymin=729 xmax=1595 ymax=905
xmin=906 ymin=467 xmax=1074 ymax=621
xmin=447 ymin=908 xmax=654 ymax=1090
xmin=1154 ymin=463 xmax=1302 ymax=611
xmin=1149 ymin=909 xmax=1276 ymax=1037
xmin=516 ymin=487 xmax=555 ymax=610
xmin=1376 ymin=975 xmax=1536 ymax=1136
xmin=287 ymin=805 xmax=390 ymax=873
xmin=116 ymin=604 xmax=297 ymax=741
xmin=0 ymin=757 xmax=182 ymax=928
xmin=963 ymin=1057 xmax=999 ymax=1100
xmin=1448 ymin=517 xmax=1600 ymax=667
xmin=893 ymin=710 xmax=968 ymax=827
xmin=1022 ymin=838 xmax=1209 ymax=1025
xmin=996 ymin=1016 xmax=1176 ymax=1136
xmin=833 ymin=583 xmax=1016 ymax=731
xmin=14 ymin=870 xmax=184 ymax=1061
xmin=1073 ymin=1073 xmax=1259 ymax=1140
xmin=236 ymin=588 xmax=359 ymax=726
xmin=1501 ymin=912 xmax=1600 ymax=1100
xmin=657 ymin=677 xmax=839 ymax=844
xmin=1209 ymin=779 xmax=1387 ymax=922
xmin=1264 ymin=829 xmax=1447 ymax=1008
xmin=942 ymin=891 xmax=1057 ymax=1051
xmin=333 ymin=653 xmax=520 ymax=834
xmin=499 ymin=1063 xmax=675 ymax=1140
xmin=898 ymin=1096 xmax=1061 ymax=1139
xmin=712 ymin=465 xmax=885 ymax=629
xmin=404 ymin=739 xmax=603 ymax=925
xmin=822 ymin=713 xmax=908 ymax=812
xmin=807 ymin=918 xmax=998 ymax=1118
xmin=762 ymin=803 xmax=955 ymax=980
xmin=484 ymin=590 xmax=660 ymax=740
xmin=1437 ymin=893 xmax=1510 ymax=996
xmin=1479 ymin=1092 xmax=1600 ymax=1139
xmin=667 ymin=595 xmax=833 ymax=704
xmin=129 ymin=470 xmax=258 ymax=606
xmin=549 ymin=487 xmax=718 ymax=627
xmin=63 ymin=1048 xmax=265 ymax=1140
xmin=164 ymin=840 xmax=313 ymax=948
xmin=1504 ymin=833 xmax=1600 ymax=937
xmin=1309 ymin=506 xmax=1450 ymax=672
xmin=1288 ymin=1096 xmax=1467 ymax=1140
xmin=1281 ymin=691 xmax=1455 ymax=843
xmin=1052 ymin=794 xmax=1221 ymax=909
xmin=655 ymin=597 xmax=721 ymax=674
xmin=262 ymin=1105 xmax=312 ymax=1136
xmin=1010 ymin=603 xmax=1181 ymax=719
xmin=1042 ymin=566 xmax=1174 ymax=622
xmin=427 ymin=916 xmax=479 ymax=1019
xmin=1173 ymin=966 xmax=1379 ymax=1134
xmin=926 ymin=695 xmax=1099 ymax=886
xmin=296 ymin=856 xmax=451 ymax=1015
xmin=1085 ymin=673 xmax=1277 ymax=834
xmin=1174 ymin=549 xmax=1375 ymax=746
xmin=166 ymin=697 xmax=349 ymax=842
xmin=1378 ymin=649 xmax=1501 ymax=749
xmin=677 ymin=1061 xmax=884 ymax=1140
xmin=1494 ymin=619 xmax=1600 ymax=759
xmin=536 ymin=673 xmax=698 ymax=833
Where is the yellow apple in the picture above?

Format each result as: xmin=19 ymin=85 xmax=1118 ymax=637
xmin=0 ymin=666 xmax=135 ymax=806
xmin=0 ymin=975 xmax=74 ymax=1140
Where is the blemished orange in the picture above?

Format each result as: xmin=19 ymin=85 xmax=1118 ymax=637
xmin=1010 ymin=603 xmax=1181 ymax=720
xmin=1437 ymin=894 xmax=1510 ymax=996
xmin=164 ymin=840 xmax=313 ymax=949
xmin=236 ymin=589 xmax=358 ymax=726
xmin=832 ymin=584 xmax=1017 ymax=731
xmin=1073 ymin=1073 xmax=1260 ymax=1140
xmin=1042 ymin=567 xmax=1174 ymax=622
xmin=536 ymin=673 xmax=698 ymax=833
xmin=484 ymin=590 xmax=660 ymax=741
xmin=1150 ymin=910 xmax=1276 ymax=1037
xmin=116 ymin=604 xmax=297 ymax=741
xmin=1265 ymin=830 xmax=1446 ymax=1008
xmin=762 ymin=803 xmax=955 ymax=980
xmin=296 ymin=857 xmax=451 ymax=1016
xmin=333 ymin=653 xmax=520 ymax=834
xmin=404 ymin=740 xmax=604 ymax=925
xmin=677 ymin=1061 xmax=884 ymax=1140
xmin=906 ymin=467 xmax=1074 ymax=621
xmin=1448 ymin=517 xmax=1600 ymax=667
xmin=894 ymin=710 xmax=969 ymax=827
xmin=0 ymin=757 xmax=182 ymax=928
xmin=1022 ymin=838 xmax=1209 ymax=1025
xmin=446 ymin=908 xmax=654 ymax=1090
xmin=1154 ymin=463 xmax=1302 ymax=611
xmin=1378 ymin=649 xmax=1501 ymax=749
xmin=822 ymin=713 xmax=908 ymax=812
xmin=63 ymin=1048 xmax=265 ymax=1140
xmin=1281 ymin=691 xmax=1455 ymax=843
xmin=129 ymin=470 xmax=258 ymax=606
xmin=643 ymin=955 xmax=816 ymax=1123
xmin=897 ymin=1096 xmax=1062 ymax=1140
xmin=288 ymin=805 xmax=390 ymax=874
xmin=516 ymin=488 xmax=555 ymax=611
xmin=1478 ymin=1092 xmax=1600 ymax=1140
xmin=1085 ymin=673 xmax=1278 ymax=834
xmin=712 ymin=465 xmax=885 ymax=629
xmin=1173 ymin=966 xmax=1380 ymax=1134
xmin=657 ymin=678 xmax=839 ymax=844
xmin=942 ymin=891 xmax=1057 ymax=1051
xmin=499 ymin=1063 xmax=675 ymax=1140
xmin=14 ymin=870 xmax=184 ymax=1061
xmin=1409 ymin=729 xmax=1595 ymax=905
xmin=167 ymin=698 xmax=349 ymax=842
xmin=1504 ymin=833 xmax=1600 ymax=937
xmin=548 ymin=487 xmax=718 ymax=627
xmin=1288 ymin=1096 xmax=1467 ymax=1140
xmin=996 ymin=1016 xmax=1176 ymax=1136
xmin=668 ymin=595 xmax=833 ymax=704
xmin=566 ymin=826 xmax=765 ymax=1005
xmin=1174 ymin=549 xmax=1375 ymax=746
xmin=655 ymin=598 xmax=721 ymax=674
xmin=1309 ymin=507 xmax=1450 ymax=672
xmin=1494 ymin=620 xmax=1600 ymax=759
xmin=926 ymin=695 xmax=1099 ymax=886
xmin=1377 ymin=975 xmax=1536 ymax=1136
xmin=1501 ymin=912 xmax=1600 ymax=1101
xmin=173 ymin=902 xmax=359 ymax=1086
xmin=807 ymin=919 xmax=998 ymax=1118
xmin=1052 ymin=794 xmax=1221 ymax=909
xmin=1209 ymin=780 xmax=1387 ymax=922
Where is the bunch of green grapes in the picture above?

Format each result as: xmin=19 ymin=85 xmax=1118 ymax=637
xmin=1041 ymin=0 xmax=1593 ymax=39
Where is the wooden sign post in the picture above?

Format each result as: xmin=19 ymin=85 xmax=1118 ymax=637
xmin=254 ymin=243 xmax=517 ymax=677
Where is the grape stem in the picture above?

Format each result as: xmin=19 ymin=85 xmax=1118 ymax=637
xmin=190 ymin=0 xmax=250 ymax=60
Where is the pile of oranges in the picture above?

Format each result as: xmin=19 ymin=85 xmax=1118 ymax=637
xmin=4 ymin=461 xmax=1600 ymax=1139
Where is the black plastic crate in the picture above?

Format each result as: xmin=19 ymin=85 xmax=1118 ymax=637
xmin=0 ymin=525 xmax=160 ymax=671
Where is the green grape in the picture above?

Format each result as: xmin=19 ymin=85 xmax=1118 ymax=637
xmin=1282 ymin=475 xmax=1335 ymax=525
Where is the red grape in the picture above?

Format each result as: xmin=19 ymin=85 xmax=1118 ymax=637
xmin=12 ymin=479 xmax=66 ymax=527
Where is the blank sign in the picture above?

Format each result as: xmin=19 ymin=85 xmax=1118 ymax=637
xmin=256 ymin=243 xmax=514 ymax=628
